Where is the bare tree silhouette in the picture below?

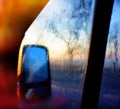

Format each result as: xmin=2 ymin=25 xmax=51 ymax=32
xmin=108 ymin=23 xmax=120 ymax=72
xmin=42 ymin=0 xmax=93 ymax=68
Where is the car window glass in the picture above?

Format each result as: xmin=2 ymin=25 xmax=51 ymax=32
xmin=19 ymin=0 xmax=95 ymax=108
xmin=98 ymin=0 xmax=120 ymax=108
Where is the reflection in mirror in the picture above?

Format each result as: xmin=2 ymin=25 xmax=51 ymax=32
xmin=17 ymin=45 xmax=51 ymax=101
xmin=22 ymin=45 xmax=48 ymax=83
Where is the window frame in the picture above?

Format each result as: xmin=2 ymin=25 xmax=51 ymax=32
xmin=80 ymin=0 xmax=114 ymax=109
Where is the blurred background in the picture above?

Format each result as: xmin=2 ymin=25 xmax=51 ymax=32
xmin=0 ymin=0 xmax=48 ymax=107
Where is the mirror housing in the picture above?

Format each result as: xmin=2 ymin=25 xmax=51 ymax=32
xmin=17 ymin=45 xmax=51 ymax=101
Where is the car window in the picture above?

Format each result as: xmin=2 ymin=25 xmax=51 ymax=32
xmin=18 ymin=0 xmax=95 ymax=108
xmin=98 ymin=0 xmax=120 ymax=109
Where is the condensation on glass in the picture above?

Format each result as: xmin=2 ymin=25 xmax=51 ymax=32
xmin=98 ymin=0 xmax=120 ymax=109
xmin=17 ymin=0 xmax=95 ymax=108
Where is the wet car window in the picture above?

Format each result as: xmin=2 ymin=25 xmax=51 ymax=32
xmin=17 ymin=0 xmax=95 ymax=108
xmin=98 ymin=0 xmax=120 ymax=109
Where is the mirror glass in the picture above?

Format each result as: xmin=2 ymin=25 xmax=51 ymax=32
xmin=21 ymin=45 xmax=49 ymax=83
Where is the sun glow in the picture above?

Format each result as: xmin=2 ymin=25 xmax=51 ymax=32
xmin=43 ymin=36 xmax=67 ymax=59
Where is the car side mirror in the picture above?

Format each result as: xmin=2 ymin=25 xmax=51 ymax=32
xmin=17 ymin=45 xmax=51 ymax=101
